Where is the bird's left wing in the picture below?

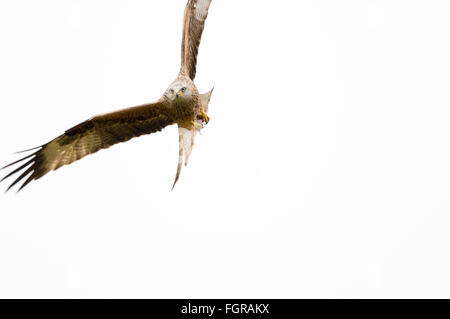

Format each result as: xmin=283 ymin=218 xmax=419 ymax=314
xmin=180 ymin=0 xmax=212 ymax=80
xmin=1 ymin=100 xmax=174 ymax=192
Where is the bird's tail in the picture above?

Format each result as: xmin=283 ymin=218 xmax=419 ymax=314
xmin=172 ymin=126 xmax=197 ymax=190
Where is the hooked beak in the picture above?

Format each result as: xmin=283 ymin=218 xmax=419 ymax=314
xmin=175 ymin=90 xmax=183 ymax=98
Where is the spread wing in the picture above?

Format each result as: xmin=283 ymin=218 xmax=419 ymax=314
xmin=1 ymin=100 xmax=175 ymax=192
xmin=180 ymin=0 xmax=212 ymax=80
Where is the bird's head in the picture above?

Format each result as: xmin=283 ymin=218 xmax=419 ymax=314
xmin=165 ymin=79 xmax=194 ymax=102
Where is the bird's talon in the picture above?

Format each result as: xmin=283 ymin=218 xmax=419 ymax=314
xmin=192 ymin=120 xmax=204 ymax=130
xmin=198 ymin=111 xmax=210 ymax=125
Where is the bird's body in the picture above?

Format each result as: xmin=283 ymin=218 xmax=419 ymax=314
xmin=1 ymin=0 xmax=214 ymax=192
xmin=166 ymin=75 xmax=201 ymax=129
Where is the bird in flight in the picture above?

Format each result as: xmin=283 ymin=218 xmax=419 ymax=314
xmin=1 ymin=0 xmax=214 ymax=192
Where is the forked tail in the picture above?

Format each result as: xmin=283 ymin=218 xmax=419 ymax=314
xmin=172 ymin=126 xmax=197 ymax=190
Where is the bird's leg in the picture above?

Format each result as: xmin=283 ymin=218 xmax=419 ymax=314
xmin=197 ymin=110 xmax=210 ymax=125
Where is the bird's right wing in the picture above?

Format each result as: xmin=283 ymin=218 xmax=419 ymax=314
xmin=180 ymin=0 xmax=212 ymax=80
xmin=1 ymin=99 xmax=174 ymax=192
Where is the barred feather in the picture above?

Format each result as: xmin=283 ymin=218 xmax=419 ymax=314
xmin=1 ymin=100 xmax=175 ymax=192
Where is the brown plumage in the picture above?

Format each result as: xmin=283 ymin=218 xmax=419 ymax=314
xmin=1 ymin=0 xmax=214 ymax=192
xmin=181 ymin=0 xmax=212 ymax=79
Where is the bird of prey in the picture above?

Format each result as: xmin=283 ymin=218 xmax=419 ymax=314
xmin=1 ymin=0 xmax=214 ymax=192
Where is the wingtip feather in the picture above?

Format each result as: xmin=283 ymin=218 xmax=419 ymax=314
xmin=5 ymin=167 xmax=34 ymax=193
xmin=17 ymin=174 xmax=35 ymax=193
xmin=1 ymin=153 xmax=36 ymax=170
xmin=15 ymin=146 xmax=42 ymax=154
xmin=0 ymin=158 xmax=35 ymax=183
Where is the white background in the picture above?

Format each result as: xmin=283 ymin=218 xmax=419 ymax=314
xmin=0 ymin=0 xmax=450 ymax=298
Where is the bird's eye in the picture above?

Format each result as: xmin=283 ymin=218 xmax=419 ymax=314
xmin=181 ymin=87 xmax=186 ymax=92
xmin=169 ymin=89 xmax=174 ymax=94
